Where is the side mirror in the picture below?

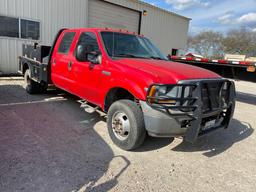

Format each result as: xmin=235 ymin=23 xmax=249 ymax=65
xmin=87 ymin=52 xmax=102 ymax=65
xmin=76 ymin=45 xmax=87 ymax=62
xmin=76 ymin=45 xmax=102 ymax=64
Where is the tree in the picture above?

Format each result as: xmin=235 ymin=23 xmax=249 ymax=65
xmin=222 ymin=27 xmax=256 ymax=57
xmin=187 ymin=31 xmax=224 ymax=58
xmin=187 ymin=27 xmax=256 ymax=59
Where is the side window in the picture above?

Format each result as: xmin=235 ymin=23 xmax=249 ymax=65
xmin=21 ymin=19 xmax=40 ymax=40
xmin=0 ymin=16 xmax=40 ymax=40
xmin=0 ymin=16 xmax=19 ymax=38
xmin=76 ymin=32 xmax=100 ymax=53
xmin=58 ymin=32 xmax=76 ymax=54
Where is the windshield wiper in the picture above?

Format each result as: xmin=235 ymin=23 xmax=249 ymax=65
xmin=114 ymin=54 xmax=148 ymax=59
xmin=114 ymin=54 xmax=166 ymax=60
xmin=149 ymin=56 xmax=166 ymax=60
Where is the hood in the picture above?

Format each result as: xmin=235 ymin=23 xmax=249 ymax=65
xmin=115 ymin=58 xmax=221 ymax=84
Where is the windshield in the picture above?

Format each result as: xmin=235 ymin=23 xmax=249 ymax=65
xmin=101 ymin=32 xmax=167 ymax=60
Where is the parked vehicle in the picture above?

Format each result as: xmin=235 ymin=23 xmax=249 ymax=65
xmin=169 ymin=55 xmax=256 ymax=83
xmin=19 ymin=28 xmax=236 ymax=150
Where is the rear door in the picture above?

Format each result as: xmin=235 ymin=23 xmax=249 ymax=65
xmin=51 ymin=30 xmax=77 ymax=91
xmin=69 ymin=31 xmax=103 ymax=105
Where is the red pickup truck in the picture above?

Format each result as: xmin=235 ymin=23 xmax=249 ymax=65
xmin=19 ymin=28 xmax=236 ymax=150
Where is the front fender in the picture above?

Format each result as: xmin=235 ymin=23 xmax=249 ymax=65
xmin=99 ymin=77 xmax=148 ymax=109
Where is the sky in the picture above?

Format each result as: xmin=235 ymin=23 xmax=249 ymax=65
xmin=142 ymin=0 xmax=256 ymax=35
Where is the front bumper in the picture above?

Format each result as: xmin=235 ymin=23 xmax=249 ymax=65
xmin=140 ymin=79 xmax=236 ymax=143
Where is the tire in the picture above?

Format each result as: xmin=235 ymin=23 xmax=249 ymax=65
xmin=24 ymin=69 xmax=44 ymax=94
xmin=40 ymin=83 xmax=48 ymax=93
xmin=107 ymin=100 xmax=146 ymax=151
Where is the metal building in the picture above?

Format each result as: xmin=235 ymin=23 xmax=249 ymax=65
xmin=0 ymin=0 xmax=190 ymax=74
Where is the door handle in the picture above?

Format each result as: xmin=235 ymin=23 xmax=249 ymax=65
xmin=52 ymin=58 xmax=56 ymax=66
xmin=68 ymin=61 xmax=72 ymax=71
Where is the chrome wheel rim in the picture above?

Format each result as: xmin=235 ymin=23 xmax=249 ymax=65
xmin=112 ymin=111 xmax=130 ymax=140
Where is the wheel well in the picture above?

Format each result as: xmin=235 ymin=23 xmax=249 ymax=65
xmin=22 ymin=63 xmax=29 ymax=75
xmin=104 ymin=88 xmax=135 ymax=112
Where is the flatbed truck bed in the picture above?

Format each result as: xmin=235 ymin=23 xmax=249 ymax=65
xmin=169 ymin=56 xmax=256 ymax=83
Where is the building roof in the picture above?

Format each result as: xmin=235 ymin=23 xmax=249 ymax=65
xmin=136 ymin=0 xmax=191 ymax=20
xmin=186 ymin=53 xmax=204 ymax=58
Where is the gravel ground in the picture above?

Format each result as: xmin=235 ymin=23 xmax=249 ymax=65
xmin=0 ymin=77 xmax=255 ymax=192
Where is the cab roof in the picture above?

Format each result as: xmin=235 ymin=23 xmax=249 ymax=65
xmin=65 ymin=28 xmax=144 ymax=37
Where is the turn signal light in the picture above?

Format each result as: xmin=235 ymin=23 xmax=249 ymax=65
xmin=148 ymin=85 xmax=157 ymax=103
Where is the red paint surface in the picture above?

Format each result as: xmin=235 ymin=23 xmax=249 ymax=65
xmin=51 ymin=28 xmax=221 ymax=109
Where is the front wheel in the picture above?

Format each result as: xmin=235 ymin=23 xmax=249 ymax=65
xmin=107 ymin=100 xmax=146 ymax=151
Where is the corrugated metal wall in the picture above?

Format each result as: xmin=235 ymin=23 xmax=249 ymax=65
xmin=0 ymin=0 xmax=88 ymax=74
xmin=0 ymin=0 xmax=189 ymax=74
xmin=88 ymin=0 xmax=141 ymax=33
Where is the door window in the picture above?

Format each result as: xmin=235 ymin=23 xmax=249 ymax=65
xmin=58 ymin=32 xmax=76 ymax=54
xmin=76 ymin=32 xmax=100 ymax=54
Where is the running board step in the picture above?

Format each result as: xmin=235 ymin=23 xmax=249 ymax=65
xmin=78 ymin=100 xmax=99 ymax=114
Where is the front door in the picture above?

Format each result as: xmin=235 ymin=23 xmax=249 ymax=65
xmin=70 ymin=31 xmax=103 ymax=105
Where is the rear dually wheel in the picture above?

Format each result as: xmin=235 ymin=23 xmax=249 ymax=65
xmin=24 ymin=69 xmax=47 ymax=94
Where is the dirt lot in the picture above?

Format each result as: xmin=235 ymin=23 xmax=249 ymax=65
xmin=0 ymin=77 xmax=255 ymax=192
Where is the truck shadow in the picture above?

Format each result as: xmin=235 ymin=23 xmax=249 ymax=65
xmin=0 ymin=84 xmax=130 ymax=192
xmin=171 ymin=119 xmax=254 ymax=157
xmin=0 ymin=84 xmax=66 ymax=105
xmin=2 ymin=83 xmax=254 ymax=191
xmin=134 ymin=137 xmax=174 ymax=152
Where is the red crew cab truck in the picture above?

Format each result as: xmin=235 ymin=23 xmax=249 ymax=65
xmin=19 ymin=28 xmax=236 ymax=150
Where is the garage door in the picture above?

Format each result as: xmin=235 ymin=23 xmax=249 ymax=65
xmin=88 ymin=0 xmax=141 ymax=33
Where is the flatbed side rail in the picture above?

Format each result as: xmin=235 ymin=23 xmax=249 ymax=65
xmin=169 ymin=56 xmax=256 ymax=83
xmin=169 ymin=56 xmax=256 ymax=67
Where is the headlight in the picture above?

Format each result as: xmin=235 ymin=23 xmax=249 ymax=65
xmin=147 ymin=85 xmax=177 ymax=105
xmin=147 ymin=85 xmax=194 ymax=106
xmin=147 ymin=84 xmax=197 ymax=113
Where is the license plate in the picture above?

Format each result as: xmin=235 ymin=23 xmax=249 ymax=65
xmin=247 ymin=66 xmax=256 ymax=72
xmin=202 ymin=120 xmax=216 ymax=131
